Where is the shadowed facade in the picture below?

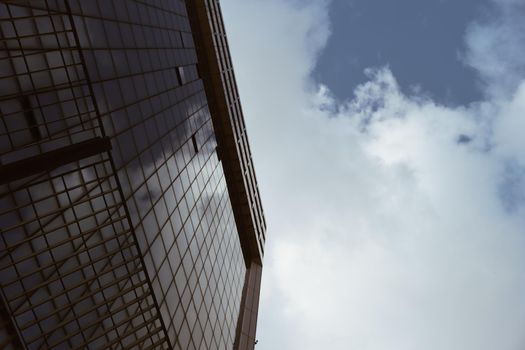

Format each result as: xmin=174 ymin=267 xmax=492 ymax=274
xmin=0 ymin=1 xmax=265 ymax=349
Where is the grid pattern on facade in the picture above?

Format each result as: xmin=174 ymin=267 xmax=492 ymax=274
xmin=66 ymin=1 xmax=248 ymax=348
xmin=204 ymin=0 xmax=266 ymax=252
xmin=0 ymin=156 xmax=168 ymax=349
xmin=1 ymin=0 xmax=260 ymax=349
xmin=0 ymin=0 xmax=101 ymax=165
xmin=119 ymin=117 xmax=247 ymax=350
xmin=186 ymin=0 xmax=266 ymax=265
xmin=0 ymin=1 xmax=170 ymax=348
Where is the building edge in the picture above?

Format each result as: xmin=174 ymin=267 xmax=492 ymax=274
xmin=186 ymin=1 xmax=266 ymax=349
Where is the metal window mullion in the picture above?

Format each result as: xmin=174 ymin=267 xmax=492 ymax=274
xmin=34 ymin=288 xmax=156 ymax=349
xmin=3 ymin=0 xmax=188 ymax=33
xmin=0 ymin=153 xmax=111 ymax=199
xmin=140 ymin=334 xmax=170 ymax=350
xmin=0 ymin=88 xmax=90 ymax=131
xmin=0 ymin=111 xmax=101 ymax=157
xmin=8 ymin=240 xmax=136 ymax=313
xmin=0 ymin=45 xmax=78 ymax=59
xmin=0 ymin=194 xmax=121 ymax=272
xmin=45 ymin=1 xmax=100 ymax=140
xmin=136 ymin=121 xmax=217 ymax=251
xmin=0 ymin=89 xmax=92 ymax=122
xmin=87 ymin=158 xmax=151 ymax=335
xmin=120 ymin=324 xmax=166 ymax=350
xmin=66 ymin=156 xmax=133 ymax=344
xmin=67 ymin=298 xmax=159 ymax=350
xmin=25 ymin=6 xmax=78 ymax=143
xmin=1 ymin=173 xmax=117 ymax=241
xmin=0 ymin=1 xmax=64 ymax=15
xmin=0 ymin=163 xmax=112 ymax=214
xmin=0 ymin=77 xmax=90 ymax=103
xmin=164 ymin=155 xmax=231 ymax=340
xmin=4 ymin=4 xmax=56 ymax=159
xmin=0 ymin=28 xmax=75 ymax=45
xmin=12 ymin=251 xmax=142 ymax=318
xmin=0 ymin=214 xmax=31 ymax=349
xmin=63 ymin=1 xmax=172 ymax=346
xmin=89 ymin=65 xmax=204 ymax=118
xmin=1 ymin=213 xmax=128 ymax=270
xmin=17 ymin=268 xmax=147 ymax=332
xmin=87 ymin=317 xmax=161 ymax=350
xmin=8 ymin=238 xmax=136 ymax=307
xmin=2 ymin=211 xmax=130 ymax=286
xmin=21 ymin=275 xmax=147 ymax=341
xmin=85 ymin=301 xmax=158 ymax=349
xmin=132 ymin=0 xmax=187 ymax=19
xmin=0 ymin=195 xmax=54 ymax=345
xmin=24 ymin=167 xmax=90 ymax=347
xmin=0 ymin=20 xmax=30 ymax=151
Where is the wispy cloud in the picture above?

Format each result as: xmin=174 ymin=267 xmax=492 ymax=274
xmin=221 ymin=0 xmax=525 ymax=348
xmin=463 ymin=0 xmax=525 ymax=98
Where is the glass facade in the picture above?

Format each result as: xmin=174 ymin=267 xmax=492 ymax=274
xmin=187 ymin=0 xmax=266 ymax=265
xmin=0 ymin=1 xmax=265 ymax=350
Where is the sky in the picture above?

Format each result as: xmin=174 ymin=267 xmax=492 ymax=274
xmin=220 ymin=0 xmax=525 ymax=349
xmin=314 ymin=0 xmax=489 ymax=106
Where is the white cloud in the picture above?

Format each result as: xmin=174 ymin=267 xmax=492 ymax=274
xmin=463 ymin=0 xmax=525 ymax=98
xmin=221 ymin=0 xmax=525 ymax=349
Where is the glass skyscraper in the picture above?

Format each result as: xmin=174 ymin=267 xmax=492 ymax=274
xmin=0 ymin=1 xmax=266 ymax=349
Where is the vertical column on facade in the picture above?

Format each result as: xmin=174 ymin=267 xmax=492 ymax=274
xmin=234 ymin=262 xmax=263 ymax=350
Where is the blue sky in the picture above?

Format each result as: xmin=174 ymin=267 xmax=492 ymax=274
xmin=221 ymin=0 xmax=525 ymax=349
xmin=314 ymin=0 xmax=491 ymax=105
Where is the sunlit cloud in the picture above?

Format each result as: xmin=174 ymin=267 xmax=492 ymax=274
xmin=222 ymin=0 xmax=525 ymax=349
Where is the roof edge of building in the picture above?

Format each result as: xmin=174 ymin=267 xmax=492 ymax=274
xmin=186 ymin=0 xmax=267 ymax=266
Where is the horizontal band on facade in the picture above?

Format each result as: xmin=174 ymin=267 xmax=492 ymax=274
xmin=0 ymin=137 xmax=112 ymax=185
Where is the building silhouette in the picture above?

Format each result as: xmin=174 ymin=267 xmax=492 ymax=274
xmin=0 ymin=1 xmax=265 ymax=349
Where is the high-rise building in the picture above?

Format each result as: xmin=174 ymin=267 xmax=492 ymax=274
xmin=0 ymin=1 xmax=266 ymax=349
